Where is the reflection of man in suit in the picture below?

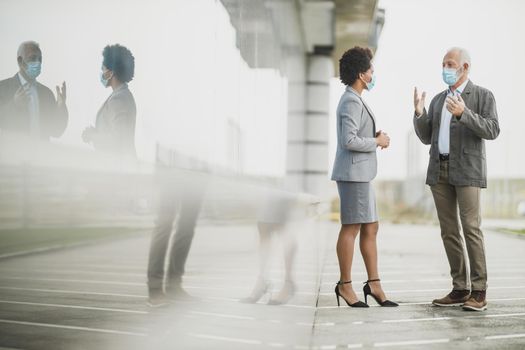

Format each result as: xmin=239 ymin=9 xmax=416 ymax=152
xmin=0 ymin=41 xmax=68 ymax=139
xmin=147 ymin=164 xmax=206 ymax=307
xmin=414 ymin=47 xmax=500 ymax=312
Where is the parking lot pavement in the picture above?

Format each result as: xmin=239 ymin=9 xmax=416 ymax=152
xmin=0 ymin=222 xmax=524 ymax=349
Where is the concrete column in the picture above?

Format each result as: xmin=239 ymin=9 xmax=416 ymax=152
xmin=304 ymin=54 xmax=333 ymax=197
xmin=285 ymin=53 xmax=307 ymax=193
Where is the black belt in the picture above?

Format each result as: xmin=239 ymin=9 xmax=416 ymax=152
xmin=439 ymin=153 xmax=449 ymax=161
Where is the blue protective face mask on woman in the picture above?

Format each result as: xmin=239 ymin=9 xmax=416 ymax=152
xmin=24 ymin=61 xmax=41 ymax=80
xmin=100 ymin=70 xmax=111 ymax=88
xmin=442 ymin=67 xmax=460 ymax=86
xmin=362 ymin=72 xmax=376 ymax=91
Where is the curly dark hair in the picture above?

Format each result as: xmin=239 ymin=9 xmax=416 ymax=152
xmin=339 ymin=46 xmax=373 ymax=86
xmin=102 ymin=44 xmax=135 ymax=83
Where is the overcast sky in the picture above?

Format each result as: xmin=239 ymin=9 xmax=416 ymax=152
xmin=330 ymin=0 xmax=525 ymax=180
xmin=2 ymin=0 xmax=523 ymax=181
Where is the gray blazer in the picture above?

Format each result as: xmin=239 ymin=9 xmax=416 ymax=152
xmin=0 ymin=73 xmax=68 ymax=139
xmin=413 ymin=80 xmax=500 ymax=188
xmin=93 ymin=83 xmax=136 ymax=156
xmin=331 ymin=86 xmax=377 ymax=182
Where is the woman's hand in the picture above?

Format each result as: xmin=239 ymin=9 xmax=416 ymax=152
xmin=375 ymin=130 xmax=390 ymax=149
xmin=82 ymin=126 xmax=95 ymax=143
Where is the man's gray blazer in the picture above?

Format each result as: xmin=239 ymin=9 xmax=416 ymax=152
xmin=331 ymin=86 xmax=377 ymax=182
xmin=413 ymin=80 xmax=500 ymax=188
xmin=0 ymin=73 xmax=68 ymax=139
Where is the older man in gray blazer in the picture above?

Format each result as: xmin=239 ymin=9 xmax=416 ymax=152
xmin=0 ymin=41 xmax=68 ymax=139
xmin=414 ymin=47 xmax=500 ymax=311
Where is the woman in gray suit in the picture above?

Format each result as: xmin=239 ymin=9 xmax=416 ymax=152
xmin=82 ymin=44 xmax=136 ymax=156
xmin=331 ymin=47 xmax=397 ymax=308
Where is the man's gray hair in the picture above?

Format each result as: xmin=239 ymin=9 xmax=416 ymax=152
xmin=447 ymin=47 xmax=471 ymax=67
xmin=17 ymin=41 xmax=40 ymax=58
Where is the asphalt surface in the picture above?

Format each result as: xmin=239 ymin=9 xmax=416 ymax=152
xmin=0 ymin=221 xmax=524 ymax=349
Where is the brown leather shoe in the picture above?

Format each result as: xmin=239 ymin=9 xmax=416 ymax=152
xmin=462 ymin=290 xmax=487 ymax=311
xmin=432 ymin=289 xmax=470 ymax=306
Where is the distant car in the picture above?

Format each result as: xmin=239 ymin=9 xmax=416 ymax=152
xmin=518 ymin=201 xmax=525 ymax=216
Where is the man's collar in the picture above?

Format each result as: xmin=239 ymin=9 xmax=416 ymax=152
xmin=17 ymin=71 xmax=36 ymax=86
xmin=449 ymin=78 xmax=469 ymax=94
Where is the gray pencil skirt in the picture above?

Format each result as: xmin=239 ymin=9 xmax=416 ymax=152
xmin=336 ymin=181 xmax=379 ymax=225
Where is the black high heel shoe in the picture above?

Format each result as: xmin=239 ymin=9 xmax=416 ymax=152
xmin=335 ymin=281 xmax=369 ymax=308
xmin=363 ymin=279 xmax=399 ymax=307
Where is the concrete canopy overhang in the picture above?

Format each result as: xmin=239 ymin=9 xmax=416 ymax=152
xmin=333 ymin=0 xmax=385 ymax=75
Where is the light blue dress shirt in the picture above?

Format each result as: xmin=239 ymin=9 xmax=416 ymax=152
xmin=17 ymin=72 xmax=40 ymax=137
xmin=438 ymin=79 xmax=469 ymax=155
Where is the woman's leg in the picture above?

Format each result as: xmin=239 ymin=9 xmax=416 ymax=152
xmin=336 ymin=223 xmax=361 ymax=303
xmin=360 ymin=221 xmax=387 ymax=301
xmin=241 ymin=222 xmax=274 ymax=303
xmin=268 ymin=227 xmax=298 ymax=304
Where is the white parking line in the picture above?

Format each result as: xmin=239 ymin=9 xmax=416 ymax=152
xmin=485 ymin=333 xmax=525 ymax=340
xmin=268 ymin=342 xmax=286 ymax=347
xmin=0 ymin=268 xmax=144 ymax=277
xmin=189 ymin=311 xmax=254 ymax=320
xmin=0 ymin=277 xmax=143 ymax=286
xmin=0 ymin=286 xmax=146 ymax=298
xmin=315 ymin=322 xmax=335 ymax=326
xmin=374 ymin=338 xmax=450 ymax=347
xmin=281 ymin=304 xmax=315 ymax=309
xmin=383 ymin=312 xmax=525 ymax=324
xmin=20 ymin=262 xmax=145 ymax=271
xmin=0 ymin=300 xmax=147 ymax=314
xmin=0 ymin=319 xmax=146 ymax=337
xmin=188 ymin=332 xmax=262 ymax=345
xmin=383 ymin=316 xmax=452 ymax=323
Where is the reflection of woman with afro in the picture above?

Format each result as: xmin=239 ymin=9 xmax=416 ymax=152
xmin=82 ymin=44 xmax=137 ymax=156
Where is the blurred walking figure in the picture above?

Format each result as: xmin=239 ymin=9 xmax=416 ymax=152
xmin=82 ymin=44 xmax=136 ymax=156
xmin=147 ymin=166 xmax=205 ymax=307
xmin=241 ymin=190 xmax=297 ymax=305
xmin=413 ymin=47 xmax=499 ymax=311
xmin=0 ymin=41 xmax=68 ymax=139
xmin=331 ymin=47 xmax=398 ymax=308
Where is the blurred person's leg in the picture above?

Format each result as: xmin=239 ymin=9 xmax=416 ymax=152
xmin=165 ymin=190 xmax=203 ymax=297
xmin=147 ymin=186 xmax=177 ymax=305
xmin=241 ymin=222 xmax=274 ymax=303
xmin=268 ymin=226 xmax=297 ymax=305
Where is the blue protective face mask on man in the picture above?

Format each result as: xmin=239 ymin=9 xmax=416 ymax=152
xmin=442 ymin=67 xmax=460 ymax=86
xmin=24 ymin=61 xmax=41 ymax=80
